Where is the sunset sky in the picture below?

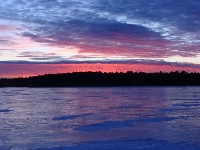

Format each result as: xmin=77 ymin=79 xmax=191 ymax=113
xmin=0 ymin=0 xmax=200 ymax=77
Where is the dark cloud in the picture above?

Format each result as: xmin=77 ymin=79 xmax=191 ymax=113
xmin=18 ymin=51 xmax=63 ymax=61
xmin=0 ymin=59 xmax=200 ymax=71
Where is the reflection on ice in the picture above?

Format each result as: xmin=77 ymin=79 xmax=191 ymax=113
xmin=76 ymin=120 xmax=133 ymax=131
xmin=53 ymin=113 xmax=92 ymax=121
xmin=135 ymin=117 xmax=177 ymax=122
xmin=0 ymin=109 xmax=12 ymax=112
xmin=0 ymin=87 xmax=200 ymax=149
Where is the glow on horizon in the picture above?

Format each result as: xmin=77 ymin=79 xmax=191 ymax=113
xmin=0 ymin=63 xmax=200 ymax=78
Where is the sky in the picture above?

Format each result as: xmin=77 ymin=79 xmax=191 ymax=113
xmin=0 ymin=0 xmax=200 ymax=77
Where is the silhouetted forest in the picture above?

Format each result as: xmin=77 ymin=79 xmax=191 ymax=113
xmin=0 ymin=71 xmax=200 ymax=87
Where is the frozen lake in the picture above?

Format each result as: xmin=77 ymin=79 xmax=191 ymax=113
xmin=0 ymin=87 xmax=200 ymax=149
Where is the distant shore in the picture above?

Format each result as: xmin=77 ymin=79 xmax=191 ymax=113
xmin=0 ymin=71 xmax=200 ymax=87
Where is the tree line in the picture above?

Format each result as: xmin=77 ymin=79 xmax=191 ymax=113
xmin=0 ymin=71 xmax=200 ymax=87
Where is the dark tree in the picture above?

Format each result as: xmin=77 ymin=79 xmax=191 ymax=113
xmin=0 ymin=71 xmax=200 ymax=87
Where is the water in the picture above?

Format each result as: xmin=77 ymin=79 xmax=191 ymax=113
xmin=0 ymin=87 xmax=200 ymax=150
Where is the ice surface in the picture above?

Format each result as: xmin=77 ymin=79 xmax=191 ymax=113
xmin=35 ymin=138 xmax=200 ymax=150
xmin=0 ymin=87 xmax=200 ymax=149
